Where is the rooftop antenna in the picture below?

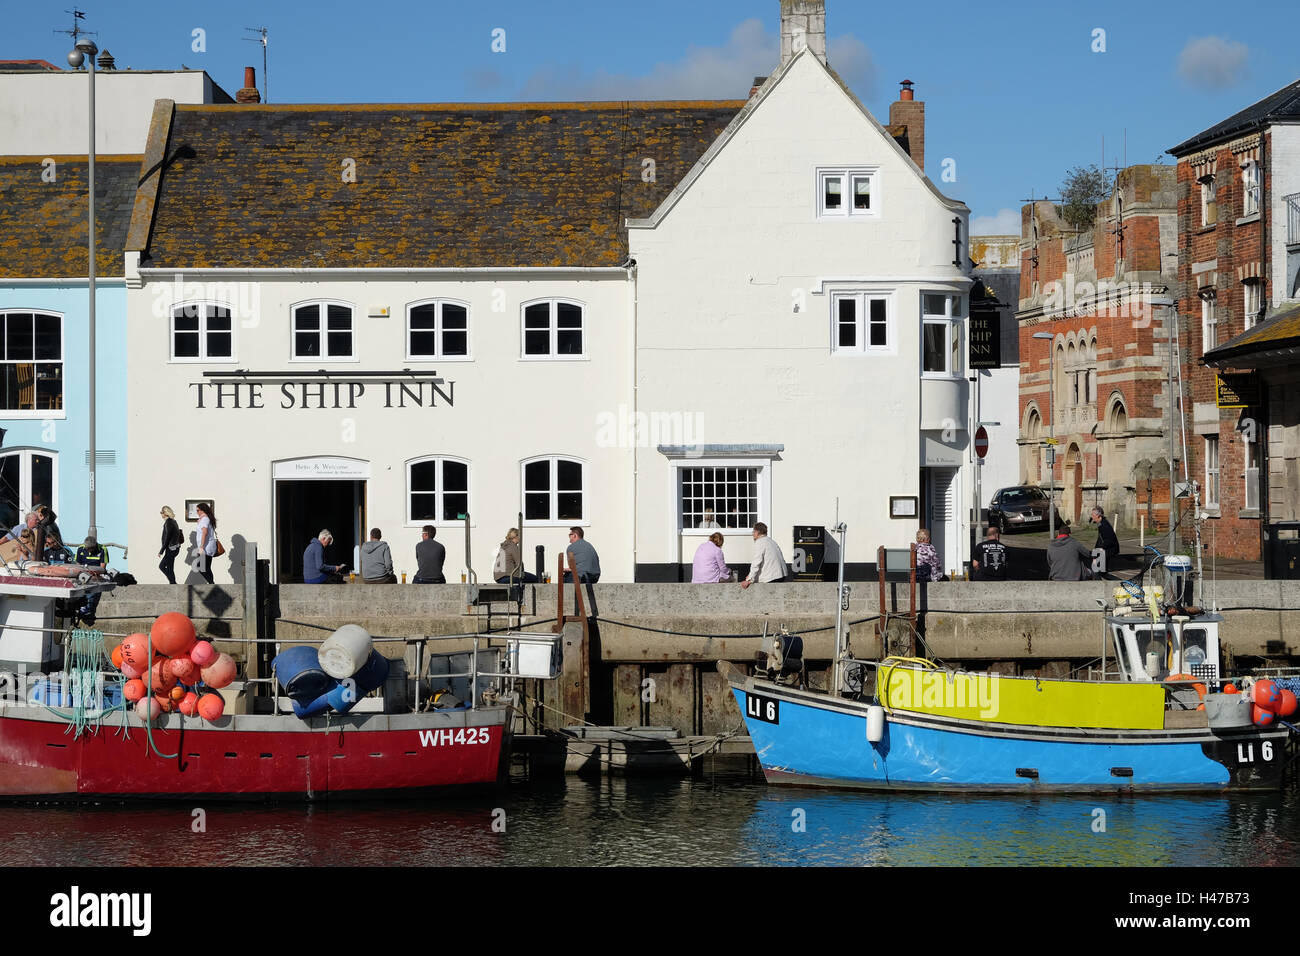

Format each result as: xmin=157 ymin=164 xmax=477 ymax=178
xmin=53 ymin=8 xmax=97 ymax=59
xmin=1103 ymin=131 xmax=1128 ymax=262
xmin=244 ymin=26 xmax=268 ymax=102
xmin=1019 ymin=192 xmax=1061 ymax=275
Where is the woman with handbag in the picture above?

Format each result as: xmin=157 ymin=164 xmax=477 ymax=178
xmin=158 ymin=505 xmax=182 ymax=584
xmin=194 ymin=502 xmax=222 ymax=584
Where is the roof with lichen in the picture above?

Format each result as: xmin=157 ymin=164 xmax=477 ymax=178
xmin=1203 ymin=301 xmax=1300 ymax=368
xmin=135 ymin=101 xmax=746 ymax=269
xmin=0 ymin=155 xmax=141 ymax=278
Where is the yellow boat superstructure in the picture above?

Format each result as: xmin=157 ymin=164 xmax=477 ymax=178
xmin=880 ymin=662 xmax=1166 ymax=730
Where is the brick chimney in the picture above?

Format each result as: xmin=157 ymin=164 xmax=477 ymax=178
xmin=889 ymin=79 xmax=925 ymax=170
xmin=780 ymin=0 xmax=826 ymax=66
xmin=236 ymin=66 xmax=261 ymax=104
xmin=749 ymin=75 xmax=768 ymax=98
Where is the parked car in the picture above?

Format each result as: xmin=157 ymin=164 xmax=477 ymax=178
xmin=988 ymin=486 xmax=1063 ymax=534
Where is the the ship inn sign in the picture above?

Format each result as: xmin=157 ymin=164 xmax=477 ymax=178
xmin=189 ymin=371 xmax=454 ymax=409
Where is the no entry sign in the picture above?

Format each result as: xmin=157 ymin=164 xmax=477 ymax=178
xmin=974 ymin=426 xmax=989 ymax=460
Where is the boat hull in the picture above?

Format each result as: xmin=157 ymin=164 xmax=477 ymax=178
xmin=734 ymin=681 xmax=1290 ymax=793
xmin=0 ymin=702 xmax=514 ymax=801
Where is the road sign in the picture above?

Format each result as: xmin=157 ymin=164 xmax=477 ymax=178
xmin=974 ymin=426 xmax=989 ymax=460
xmin=1044 ymin=437 xmax=1059 ymax=445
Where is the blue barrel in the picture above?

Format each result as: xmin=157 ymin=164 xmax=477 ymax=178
xmin=325 ymin=652 xmax=390 ymax=714
xmin=272 ymin=646 xmax=335 ymax=704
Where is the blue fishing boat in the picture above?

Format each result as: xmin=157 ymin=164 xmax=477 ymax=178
xmin=726 ymin=530 xmax=1296 ymax=793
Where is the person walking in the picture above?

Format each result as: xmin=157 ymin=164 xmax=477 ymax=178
xmin=1090 ymin=507 xmax=1121 ymax=576
xmin=360 ymin=527 xmax=397 ymax=583
xmin=303 ymin=529 xmax=345 ymax=583
xmin=158 ymin=505 xmax=182 ymax=584
xmin=494 ymin=528 xmax=538 ymax=584
xmin=563 ymin=527 xmax=601 ymax=583
xmin=971 ymin=526 xmax=1008 ymax=581
xmin=1047 ymin=525 xmax=1093 ymax=581
xmin=915 ymin=528 xmax=943 ymax=582
xmin=413 ymin=525 xmax=447 ymax=583
xmin=692 ymin=532 xmax=733 ymax=583
xmin=194 ymin=502 xmax=219 ymax=584
xmin=740 ymin=522 xmax=788 ymax=588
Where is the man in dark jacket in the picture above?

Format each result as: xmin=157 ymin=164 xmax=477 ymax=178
xmin=413 ymin=525 xmax=447 ymax=583
xmin=1047 ymin=526 xmax=1093 ymax=581
xmin=1090 ymin=507 xmax=1121 ymax=575
xmin=73 ymin=535 xmax=109 ymax=625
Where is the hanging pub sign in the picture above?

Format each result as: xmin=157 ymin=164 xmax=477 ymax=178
xmin=1216 ymin=373 xmax=1260 ymax=409
xmin=968 ymin=306 xmax=1001 ymax=370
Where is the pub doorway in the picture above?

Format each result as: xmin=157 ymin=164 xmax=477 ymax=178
xmin=274 ymin=479 xmax=366 ymax=582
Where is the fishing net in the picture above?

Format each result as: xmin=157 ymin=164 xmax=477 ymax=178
xmin=50 ymin=628 xmax=121 ymax=739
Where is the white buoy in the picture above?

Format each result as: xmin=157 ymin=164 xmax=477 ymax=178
xmin=319 ymin=624 xmax=374 ymax=679
xmin=866 ymin=705 xmax=885 ymax=743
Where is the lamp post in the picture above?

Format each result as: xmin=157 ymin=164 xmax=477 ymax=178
xmin=68 ymin=38 xmax=98 ymax=538
xmin=1032 ymin=331 xmax=1056 ymax=539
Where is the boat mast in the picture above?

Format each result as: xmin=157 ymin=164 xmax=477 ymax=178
xmin=1171 ymin=308 xmax=1205 ymax=603
xmin=832 ymin=520 xmax=846 ymax=696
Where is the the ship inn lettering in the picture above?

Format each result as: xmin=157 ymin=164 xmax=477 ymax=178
xmin=188 ymin=373 xmax=454 ymax=410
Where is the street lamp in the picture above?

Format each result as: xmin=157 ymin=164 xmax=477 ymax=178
xmin=1032 ymin=331 xmax=1056 ymax=538
xmin=67 ymin=37 xmax=98 ymax=538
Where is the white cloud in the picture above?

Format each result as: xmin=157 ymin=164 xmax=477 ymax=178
xmin=1177 ymin=36 xmax=1249 ymax=89
xmin=509 ymin=19 xmax=874 ymax=102
xmin=970 ymin=208 xmax=1021 ymax=237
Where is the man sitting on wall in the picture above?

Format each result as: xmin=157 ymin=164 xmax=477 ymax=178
xmin=73 ymin=535 xmax=109 ymax=625
xmin=303 ymin=529 xmax=345 ymax=584
xmin=1047 ymin=525 xmax=1093 ymax=582
xmin=413 ymin=525 xmax=447 ymax=584
xmin=740 ymin=522 xmax=789 ymax=589
xmin=360 ymin=527 xmax=397 ymax=583
xmin=562 ymin=527 xmax=601 ymax=584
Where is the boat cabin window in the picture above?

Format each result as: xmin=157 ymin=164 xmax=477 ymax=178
xmin=1182 ymin=627 xmax=1209 ymax=674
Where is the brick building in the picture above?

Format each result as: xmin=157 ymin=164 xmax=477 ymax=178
xmin=1015 ymin=166 xmax=1179 ymax=531
xmin=1173 ymin=79 xmax=1300 ymax=565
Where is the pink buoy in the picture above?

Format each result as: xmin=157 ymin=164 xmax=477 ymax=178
xmin=150 ymin=612 xmax=197 ymax=658
xmin=135 ymin=697 xmax=161 ymax=722
xmin=168 ymin=658 xmax=199 ymax=685
xmin=120 ymin=660 xmax=144 ymax=680
xmin=1252 ymin=704 xmax=1276 ymax=727
xmin=189 ymin=640 xmax=219 ymax=668
xmin=201 ymin=653 xmax=237 ymax=690
xmin=197 ymin=693 xmax=225 ymax=721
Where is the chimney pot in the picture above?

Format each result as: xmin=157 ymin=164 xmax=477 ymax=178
xmin=899 ymin=79 xmax=914 ymax=100
xmin=236 ymin=66 xmax=261 ymax=104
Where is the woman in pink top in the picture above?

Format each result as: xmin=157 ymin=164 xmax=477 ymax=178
xmin=692 ymin=532 xmax=733 ymax=583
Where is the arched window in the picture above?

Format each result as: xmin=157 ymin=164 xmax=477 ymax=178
xmin=1025 ymin=406 xmax=1042 ymax=441
xmin=522 ymin=456 xmax=584 ymax=523
xmin=406 ymin=456 xmax=470 ymax=524
xmin=406 ymin=300 xmax=469 ymax=360
xmin=292 ymin=301 xmax=354 ymax=359
xmin=171 ymin=302 xmax=233 ymax=361
xmin=522 ymin=300 xmax=584 ymax=358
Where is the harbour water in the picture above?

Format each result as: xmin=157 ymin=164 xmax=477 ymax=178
xmin=5 ymin=770 xmax=1300 ymax=867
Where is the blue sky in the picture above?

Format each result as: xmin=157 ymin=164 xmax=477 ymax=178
xmin=8 ymin=0 xmax=1297 ymax=232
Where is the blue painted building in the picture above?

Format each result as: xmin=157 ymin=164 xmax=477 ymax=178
xmin=0 ymin=155 xmax=135 ymax=567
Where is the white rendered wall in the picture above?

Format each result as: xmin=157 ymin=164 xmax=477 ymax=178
xmin=1271 ymin=124 xmax=1300 ymax=305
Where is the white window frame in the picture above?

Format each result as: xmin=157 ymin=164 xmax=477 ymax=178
xmin=520 ymin=299 xmax=586 ymax=361
xmin=672 ymin=458 xmax=773 ymax=535
xmin=405 ymin=299 xmax=472 ymax=362
xmin=1199 ymin=174 xmax=1217 ymax=227
xmin=1204 ymin=436 xmax=1220 ymax=509
xmin=1243 ymin=428 xmax=1260 ymax=512
xmin=1243 ymin=281 xmax=1261 ymax=330
xmin=830 ymin=291 xmax=894 ymax=355
xmin=169 ymin=300 xmax=236 ymax=363
xmin=520 ymin=455 xmax=586 ymax=527
xmin=405 ymin=455 xmax=471 ymax=527
xmin=290 ymin=300 xmax=357 ymax=362
xmin=0 ymin=448 xmax=59 ymax=529
xmin=921 ymin=292 xmax=964 ymax=378
xmin=1200 ymin=290 xmax=1217 ymax=351
xmin=817 ymin=166 xmax=879 ymax=219
xmin=1242 ymin=160 xmax=1260 ymax=217
xmin=0 ymin=309 xmax=65 ymax=419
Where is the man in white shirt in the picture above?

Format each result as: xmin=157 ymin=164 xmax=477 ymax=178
xmin=740 ymin=522 xmax=789 ymax=588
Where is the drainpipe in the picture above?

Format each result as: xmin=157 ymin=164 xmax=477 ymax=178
xmin=628 ymin=257 xmax=638 ymax=581
xmin=1258 ymin=122 xmax=1269 ymax=566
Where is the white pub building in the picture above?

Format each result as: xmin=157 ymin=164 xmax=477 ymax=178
xmin=124 ymin=1 xmax=974 ymax=583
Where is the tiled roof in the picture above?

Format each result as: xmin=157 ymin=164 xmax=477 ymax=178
xmin=1202 ymin=301 xmax=1300 ymax=367
xmin=1169 ymin=78 xmax=1300 ymax=156
xmin=0 ymin=60 xmax=61 ymax=71
xmin=0 ymin=156 xmax=141 ymax=278
xmin=139 ymin=101 xmax=745 ymax=269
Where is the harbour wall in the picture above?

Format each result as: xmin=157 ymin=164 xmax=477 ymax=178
xmin=95 ymin=581 xmax=1300 ymax=735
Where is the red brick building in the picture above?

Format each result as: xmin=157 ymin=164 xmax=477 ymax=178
xmin=1172 ymin=79 xmax=1300 ymax=565
xmin=1016 ymin=166 xmax=1179 ymax=531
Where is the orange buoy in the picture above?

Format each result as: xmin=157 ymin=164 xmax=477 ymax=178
xmin=154 ymin=693 xmax=173 ymax=713
xmin=178 ymin=692 xmax=199 ymax=717
xmin=135 ymin=697 xmax=161 ymax=721
xmin=196 ymin=693 xmax=225 ymax=721
xmin=1167 ymin=673 xmax=1208 ymax=702
xmin=110 ymin=644 xmax=124 ymax=670
xmin=1252 ymin=705 xmax=1276 ymax=727
xmin=151 ymin=612 xmax=197 ymax=658
xmin=123 ymin=678 xmax=147 ymax=703
xmin=120 ymin=633 xmax=153 ymax=671
xmin=1279 ymin=689 xmax=1298 ymax=719
xmin=189 ymin=640 xmax=219 ymax=668
xmin=201 ymin=653 xmax=237 ymax=690
xmin=169 ymin=685 xmax=186 ymax=702
xmin=149 ymin=660 xmax=178 ymax=693
xmin=1253 ymin=680 xmax=1281 ymax=710
xmin=1224 ymin=684 xmax=1240 ymax=694
xmin=168 ymin=658 xmax=199 ymax=685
